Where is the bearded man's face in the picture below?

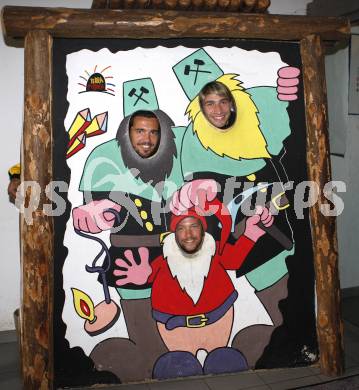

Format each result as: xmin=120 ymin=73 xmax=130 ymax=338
xmin=129 ymin=116 xmax=160 ymax=158
xmin=175 ymin=217 xmax=204 ymax=254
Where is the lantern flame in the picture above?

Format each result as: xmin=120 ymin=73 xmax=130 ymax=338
xmin=72 ymin=288 xmax=96 ymax=323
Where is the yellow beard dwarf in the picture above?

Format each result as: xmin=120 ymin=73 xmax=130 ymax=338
xmin=186 ymin=74 xmax=271 ymax=161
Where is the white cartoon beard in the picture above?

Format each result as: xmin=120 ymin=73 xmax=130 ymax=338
xmin=163 ymin=232 xmax=216 ymax=305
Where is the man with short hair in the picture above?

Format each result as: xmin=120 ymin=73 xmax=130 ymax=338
xmin=73 ymin=106 xmax=183 ymax=382
xmin=198 ymin=81 xmax=236 ymax=129
xmin=74 ymin=109 xmax=168 ymax=232
xmin=174 ymin=214 xmax=204 ymax=254
xmin=114 ymin=203 xmax=274 ymax=379
xmin=129 ymin=110 xmax=161 ymax=158
xmin=174 ymin=50 xmax=300 ymax=367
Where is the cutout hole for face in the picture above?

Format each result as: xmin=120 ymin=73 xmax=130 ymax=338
xmin=129 ymin=110 xmax=161 ymax=158
xmin=199 ymin=81 xmax=236 ymax=130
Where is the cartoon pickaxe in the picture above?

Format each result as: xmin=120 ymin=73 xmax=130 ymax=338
xmin=128 ymin=86 xmax=150 ymax=105
xmin=227 ymin=183 xmax=294 ymax=251
xmin=184 ymin=59 xmax=212 ymax=85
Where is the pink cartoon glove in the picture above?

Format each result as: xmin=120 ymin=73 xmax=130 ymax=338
xmin=244 ymin=206 xmax=274 ymax=242
xmin=72 ymin=199 xmax=121 ymax=233
xmin=114 ymin=247 xmax=152 ymax=286
xmin=170 ymin=179 xmax=218 ymax=215
xmin=277 ymin=66 xmax=300 ymax=101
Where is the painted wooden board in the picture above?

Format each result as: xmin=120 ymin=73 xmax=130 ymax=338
xmin=51 ymin=38 xmax=320 ymax=388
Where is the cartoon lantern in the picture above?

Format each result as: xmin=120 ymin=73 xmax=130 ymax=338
xmin=73 ymin=217 xmax=122 ymax=336
xmin=72 ymin=286 xmax=120 ymax=337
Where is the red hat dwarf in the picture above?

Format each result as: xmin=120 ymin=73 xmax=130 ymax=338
xmin=170 ymin=198 xmax=232 ymax=255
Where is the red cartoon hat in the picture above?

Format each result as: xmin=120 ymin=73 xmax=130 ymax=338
xmin=170 ymin=209 xmax=208 ymax=232
xmin=170 ymin=198 xmax=232 ymax=255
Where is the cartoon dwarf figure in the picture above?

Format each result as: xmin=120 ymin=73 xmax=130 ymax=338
xmin=171 ymin=48 xmax=299 ymax=366
xmin=72 ymin=78 xmax=184 ymax=381
xmin=114 ymin=201 xmax=274 ymax=379
xmin=72 ymin=50 xmax=301 ymax=379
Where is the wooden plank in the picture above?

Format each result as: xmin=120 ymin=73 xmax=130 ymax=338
xmin=91 ymin=0 xmax=109 ymax=8
xmin=256 ymin=0 xmax=270 ymax=12
xmin=300 ymin=34 xmax=344 ymax=377
xmin=2 ymin=6 xmax=350 ymax=43
xmin=242 ymin=0 xmax=257 ymax=12
xmin=90 ymin=0 xmax=268 ymax=11
xmin=228 ymin=0 xmax=242 ymax=12
xmin=109 ymin=0 xmax=124 ymax=8
xmin=21 ymin=29 xmax=54 ymax=390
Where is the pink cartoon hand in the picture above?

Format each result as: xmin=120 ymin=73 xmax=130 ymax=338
xmin=277 ymin=66 xmax=300 ymax=101
xmin=72 ymin=199 xmax=121 ymax=233
xmin=244 ymin=206 xmax=274 ymax=242
xmin=113 ymin=247 xmax=151 ymax=286
xmin=170 ymin=179 xmax=218 ymax=215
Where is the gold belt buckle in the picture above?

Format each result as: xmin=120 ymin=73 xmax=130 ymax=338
xmin=186 ymin=314 xmax=209 ymax=328
xmin=160 ymin=231 xmax=171 ymax=244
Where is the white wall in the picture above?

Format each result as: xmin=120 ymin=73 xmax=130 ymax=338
xmin=269 ymin=0 xmax=312 ymax=15
xmin=0 ymin=0 xmax=92 ymax=330
xmin=327 ymin=26 xmax=359 ymax=288
xmin=0 ymin=0 xmax=353 ymax=330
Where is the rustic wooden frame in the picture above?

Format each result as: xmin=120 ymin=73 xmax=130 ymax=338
xmin=1 ymin=6 xmax=350 ymax=389
xmin=90 ymin=0 xmax=272 ymax=12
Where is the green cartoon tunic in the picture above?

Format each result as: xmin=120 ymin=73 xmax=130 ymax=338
xmin=178 ymin=86 xmax=295 ymax=292
xmin=79 ymin=113 xmax=185 ymax=300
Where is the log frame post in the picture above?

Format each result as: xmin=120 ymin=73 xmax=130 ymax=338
xmin=300 ymin=33 xmax=344 ymax=376
xmin=21 ymin=29 xmax=54 ymax=390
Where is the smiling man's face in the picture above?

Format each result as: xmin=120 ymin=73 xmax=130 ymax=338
xmin=129 ymin=116 xmax=160 ymax=158
xmin=175 ymin=216 xmax=204 ymax=254
xmin=202 ymin=93 xmax=233 ymax=129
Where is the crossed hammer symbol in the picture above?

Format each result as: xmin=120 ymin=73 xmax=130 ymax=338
xmin=184 ymin=59 xmax=212 ymax=84
xmin=128 ymin=86 xmax=150 ymax=105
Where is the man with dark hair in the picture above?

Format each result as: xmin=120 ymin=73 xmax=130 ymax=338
xmin=174 ymin=214 xmax=204 ymax=254
xmin=198 ymin=81 xmax=236 ymax=129
xmin=173 ymin=48 xmax=301 ymax=368
xmin=73 ymin=104 xmax=184 ymax=382
xmin=128 ymin=110 xmax=161 ymax=158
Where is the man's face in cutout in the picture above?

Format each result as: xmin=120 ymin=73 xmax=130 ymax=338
xmin=202 ymin=93 xmax=233 ymax=129
xmin=129 ymin=116 xmax=160 ymax=158
xmin=175 ymin=216 xmax=204 ymax=254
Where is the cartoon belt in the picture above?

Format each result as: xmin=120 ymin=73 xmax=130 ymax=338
xmin=110 ymin=232 xmax=170 ymax=248
xmin=152 ymin=290 xmax=238 ymax=330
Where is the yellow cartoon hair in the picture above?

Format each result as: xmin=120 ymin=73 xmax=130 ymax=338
xmin=186 ymin=74 xmax=271 ymax=160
